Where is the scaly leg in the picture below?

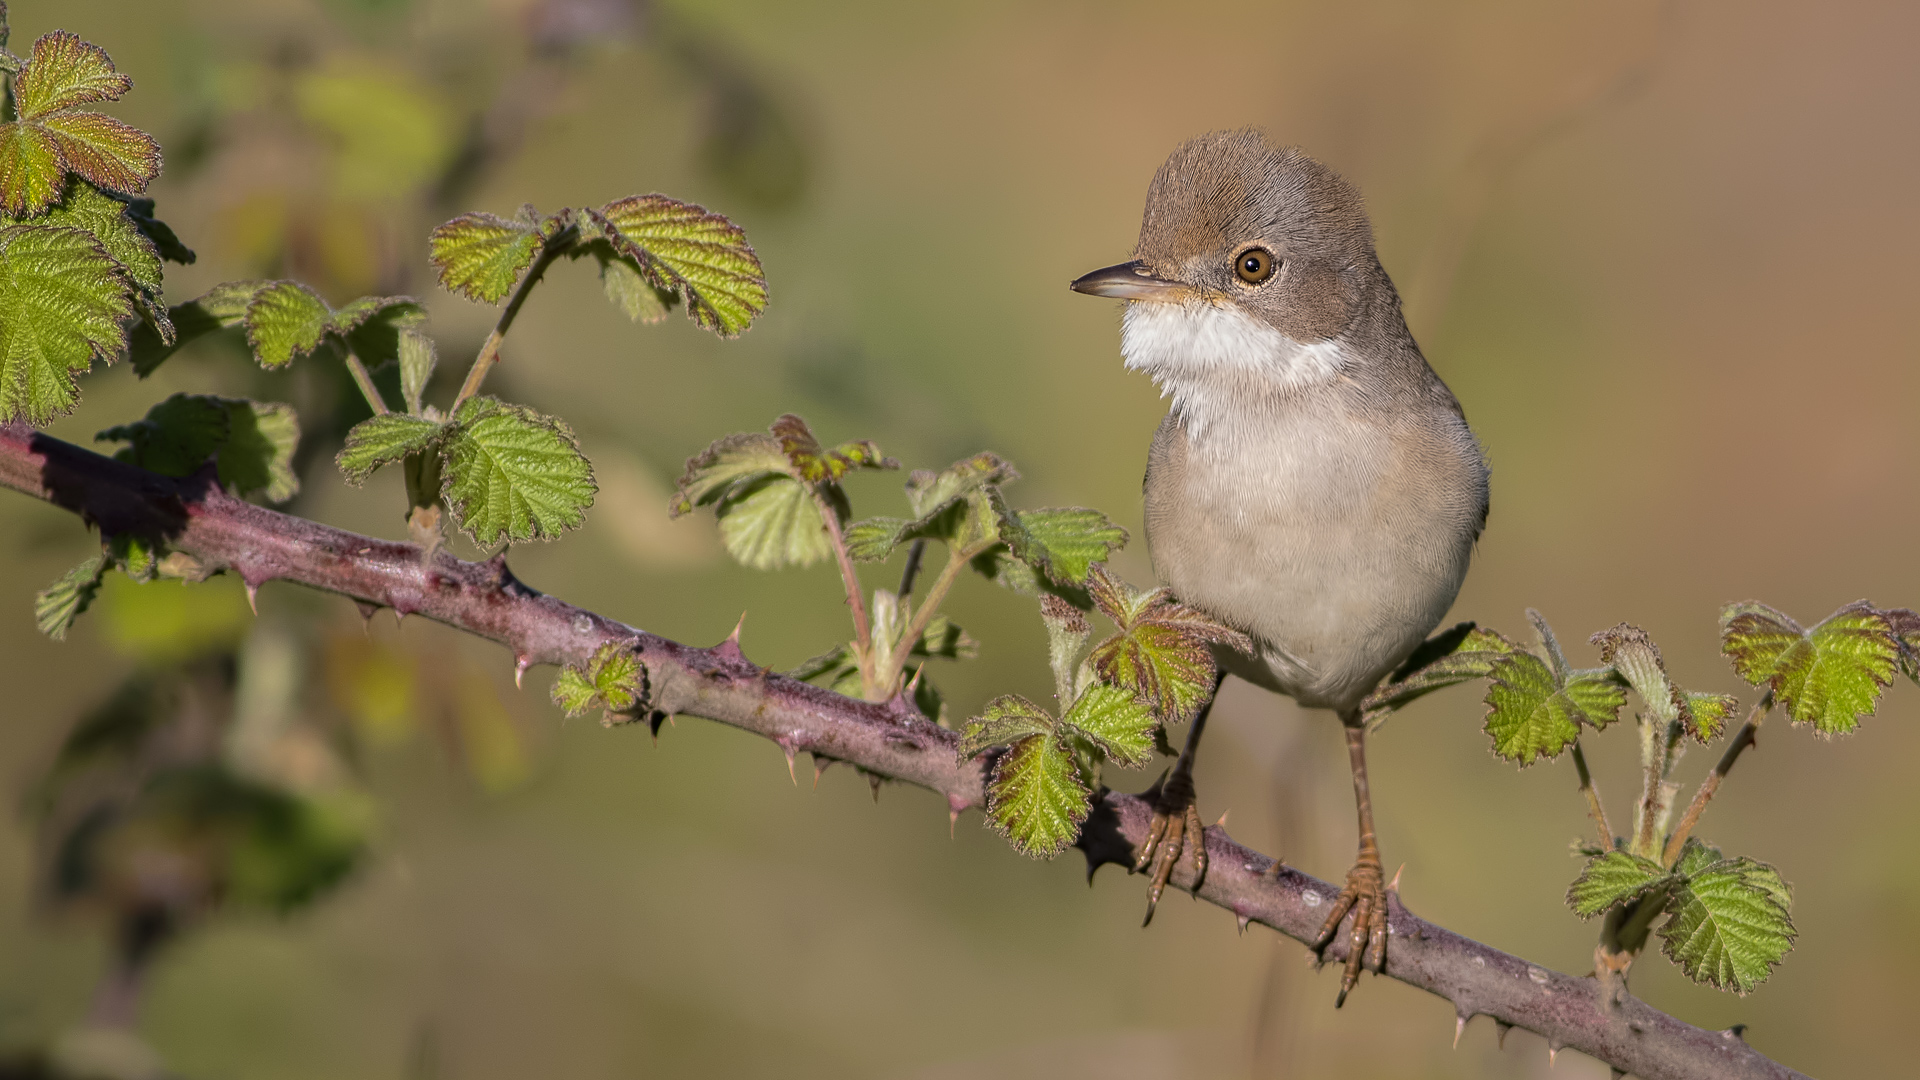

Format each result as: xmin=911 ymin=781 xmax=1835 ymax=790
xmin=1134 ymin=671 xmax=1227 ymax=925
xmin=1311 ymin=714 xmax=1388 ymax=1006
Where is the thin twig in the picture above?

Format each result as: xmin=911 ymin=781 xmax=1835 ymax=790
xmin=450 ymin=231 xmax=573 ymax=414
xmin=815 ymin=492 xmax=872 ymax=669
xmin=0 ymin=426 xmax=1815 ymax=1080
xmin=1661 ymin=692 xmax=1772 ymax=866
xmin=897 ymin=538 xmax=927 ymax=600
xmin=1569 ymin=741 xmax=1613 ymax=850
xmin=876 ymin=545 xmax=973 ymax=697
xmin=341 ymin=348 xmax=390 ymax=416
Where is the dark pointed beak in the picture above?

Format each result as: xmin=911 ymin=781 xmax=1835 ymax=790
xmin=1069 ymin=260 xmax=1188 ymax=301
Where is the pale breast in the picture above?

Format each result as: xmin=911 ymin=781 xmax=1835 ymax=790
xmin=1143 ymin=395 xmax=1486 ymax=713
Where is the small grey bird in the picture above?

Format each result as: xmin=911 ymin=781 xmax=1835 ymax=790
xmin=1071 ymin=129 xmax=1489 ymax=1004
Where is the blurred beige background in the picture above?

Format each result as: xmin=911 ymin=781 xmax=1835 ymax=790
xmin=3 ymin=0 xmax=1918 ymax=1077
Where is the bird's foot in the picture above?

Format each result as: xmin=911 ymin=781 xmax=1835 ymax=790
xmin=1132 ymin=766 xmax=1208 ymax=926
xmin=1311 ymin=847 xmax=1389 ymax=1006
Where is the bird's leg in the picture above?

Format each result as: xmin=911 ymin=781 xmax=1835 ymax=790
xmin=1312 ymin=713 xmax=1388 ymax=1006
xmin=1133 ymin=671 xmax=1227 ymax=925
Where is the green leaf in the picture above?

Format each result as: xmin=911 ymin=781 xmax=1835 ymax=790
xmin=8 ymin=181 xmax=159 ymax=293
xmin=1722 ymin=600 xmax=1897 ymax=735
xmin=591 ymin=195 xmax=768 ymax=336
xmin=1059 ymin=682 xmax=1157 ymax=767
xmin=669 ymin=431 xmax=791 ymax=515
xmin=913 ymin=614 xmax=977 ymax=661
xmin=441 ymin=396 xmax=596 ymax=546
xmin=1660 ymin=855 xmax=1796 ymax=993
xmin=97 ymin=394 xmax=302 ymax=502
xmin=35 ymin=553 xmax=105 ymax=641
xmin=907 ymin=452 xmax=1019 ymax=518
xmin=550 ymin=642 xmax=647 ymax=720
xmin=129 ymin=280 xmax=270 ymax=376
xmin=959 ymin=694 xmax=1057 ymax=757
xmin=987 ymin=487 xmax=1127 ymax=587
xmin=1361 ymin=623 xmax=1516 ymax=724
xmin=217 ymin=400 xmax=300 ymax=503
xmin=984 ymin=733 xmax=1088 ymax=858
xmin=395 ymin=327 xmax=436 ymax=414
xmin=595 ymin=249 xmax=672 ymax=323
xmin=428 ymin=210 xmax=543 ymax=304
xmin=244 ymin=281 xmax=332 ymax=368
xmin=1684 ymin=692 xmax=1739 ymax=741
xmin=0 ymin=32 xmax=158 ymax=216
xmin=328 ymin=295 xmax=418 ymax=339
xmin=1086 ymin=564 xmax=1250 ymax=725
xmin=769 ymin=413 xmax=895 ymax=484
xmin=118 ymin=196 xmax=194 ymax=266
xmin=97 ymin=392 xmax=227 ymax=476
xmin=0 ymin=223 xmax=130 ymax=423
xmin=337 ymin=413 xmax=447 ymax=484
xmin=1566 ymin=850 xmax=1673 ymax=918
xmin=1483 ymin=652 xmax=1627 ymax=764
xmin=716 ymin=474 xmax=830 ymax=570
xmin=1720 ymin=599 xmax=1896 ymax=734
xmin=13 ymin=30 xmax=130 ymax=116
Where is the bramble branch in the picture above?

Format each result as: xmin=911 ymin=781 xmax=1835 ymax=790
xmin=0 ymin=425 xmax=1812 ymax=1080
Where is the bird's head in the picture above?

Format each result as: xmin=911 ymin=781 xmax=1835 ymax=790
xmin=1073 ymin=130 xmax=1383 ymax=401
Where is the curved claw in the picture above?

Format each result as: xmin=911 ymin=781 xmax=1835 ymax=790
xmin=1313 ymin=856 xmax=1388 ymax=1008
xmin=1136 ymin=769 xmax=1208 ymax=926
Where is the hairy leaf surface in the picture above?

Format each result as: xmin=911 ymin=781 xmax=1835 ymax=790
xmin=1483 ymin=652 xmax=1627 ymax=764
xmin=337 ymin=413 xmax=447 ymax=484
xmin=1721 ymin=601 xmax=1897 ymax=735
xmin=429 ymin=210 xmax=543 ymax=304
xmin=0 ymin=32 xmax=158 ymax=215
xmin=1059 ymin=683 xmax=1156 ymax=767
xmin=1567 ymin=850 xmax=1673 ymax=918
xmin=987 ymin=487 xmax=1126 ymax=587
xmin=959 ymin=694 xmax=1055 ymax=757
xmin=984 ymin=733 xmax=1087 ymax=858
xmin=35 ymin=553 xmax=105 ymax=641
xmin=0 ymin=224 xmax=130 ymax=423
xmin=716 ymin=475 xmax=830 ymax=570
xmin=592 ymin=195 xmax=767 ymax=336
xmin=551 ymin=642 xmax=647 ymax=719
xmin=1086 ymin=565 xmax=1249 ymax=725
xmin=441 ymin=397 xmax=595 ymax=545
xmin=1660 ymin=856 xmax=1796 ymax=993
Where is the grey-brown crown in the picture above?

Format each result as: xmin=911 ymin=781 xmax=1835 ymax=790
xmin=1135 ymin=130 xmax=1378 ymax=340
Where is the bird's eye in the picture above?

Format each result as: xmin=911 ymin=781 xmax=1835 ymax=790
xmin=1235 ymin=248 xmax=1275 ymax=284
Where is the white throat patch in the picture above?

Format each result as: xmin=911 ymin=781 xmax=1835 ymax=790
xmin=1120 ymin=300 xmax=1346 ymax=434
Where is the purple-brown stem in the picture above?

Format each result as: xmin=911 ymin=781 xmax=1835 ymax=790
xmin=0 ymin=426 xmax=1811 ymax=1080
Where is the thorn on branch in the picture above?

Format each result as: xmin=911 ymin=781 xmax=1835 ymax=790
xmin=647 ymin=710 xmax=671 ymax=744
xmin=355 ymin=600 xmax=379 ymax=627
xmin=514 ymin=654 xmax=531 ymax=689
xmin=1496 ymin=1021 xmax=1513 ymax=1050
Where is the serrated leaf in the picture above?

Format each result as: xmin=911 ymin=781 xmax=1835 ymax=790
xmin=129 ymin=280 xmax=270 ymax=376
xmin=13 ymin=31 xmax=130 ymax=116
xmin=1684 ymin=691 xmax=1739 ymax=741
xmin=1483 ymin=652 xmax=1627 ymax=764
xmin=217 ymin=400 xmax=300 ymax=502
xmin=1660 ymin=857 xmax=1796 ymax=993
xmin=1059 ymin=682 xmax=1157 ymax=767
xmin=7 ymin=181 xmax=159 ymax=293
xmin=1721 ymin=600 xmax=1897 ymax=735
xmin=1361 ymin=623 xmax=1516 ymax=723
xmin=716 ymin=474 xmax=830 ymax=570
xmin=337 ymin=413 xmax=447 ymax=484
xmin=1567 ymin=850 xmax=1673 ymax=918
xmin=97 ymin=393 xmax=301 ymax=501
xmin=669 ymin=431 xmax=791 ymax=516
xmin=329 ymin=295 xmax=418 ymax=338
xmin=769 ymin=413 xmax=895 ymax=484
xmin=1672 ymin=837 xmax=1723 ymax=878
xmin=245 ymin=281 xmax=332 ymax=368
xmin=984 ymin=733 xmax=1088 ymax=858
xmin=0 ymin=224 xmax=130 ymax=423
xmin=1086 ymin=565 xmax=1249 ymax=725
xmin=987 ymin=488 xmax=1127 ymax=587
xmin=0 ymin=33 xmax=158 ymax=216
xmin=429 ymin=210 xmax=543 ymax=304
xmin=35 ymin=553 xmax=105 ymax=641
xmin=0 ymin=122 xmax=62 ymax=216
xmin=441 ymin=396 xmax=596 ymax=545
xmin=97 ymin=392 xmax=227 ymax=476
xmin=960 ymin=694 xmax=1057 ymax=757
xmin=591 ymin=195 xmax=767 ymax=336
xmin=905 ymin=452 xmax=1019 ymax=518
xmin=550 ymin=642 xmax=646 ymax=718
xmin=38 ymin=110 xmax=160 ymax=196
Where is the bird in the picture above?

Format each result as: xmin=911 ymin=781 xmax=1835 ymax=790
xmin=1070 ymin=129 xmax=1489 ymax=1005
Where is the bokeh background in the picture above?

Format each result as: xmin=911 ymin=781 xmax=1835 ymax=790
xmin=2 ymin=0 xmax=1917 ymax=1077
